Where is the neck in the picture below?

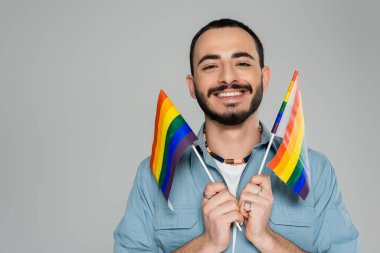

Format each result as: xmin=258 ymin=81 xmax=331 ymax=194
xmin=204 ymin=113 xmax=262 ymax=159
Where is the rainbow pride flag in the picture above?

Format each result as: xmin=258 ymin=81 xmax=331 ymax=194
xmin=268 ymin=71 xmax=311 ymax=200
xmin=150 ymin=90 xmax=198 ymax=200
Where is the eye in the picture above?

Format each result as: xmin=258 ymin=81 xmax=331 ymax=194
xmin=236 ymin=62 xmax=252 ymax=68
xmin=202 ymin=64 xmax=218 ymax=71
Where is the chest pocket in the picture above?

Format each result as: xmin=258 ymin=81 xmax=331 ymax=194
xmin=269 ymin=202 xmax=314 ymax=251
xmin=153 ymin=206 xmax=202 ymax=253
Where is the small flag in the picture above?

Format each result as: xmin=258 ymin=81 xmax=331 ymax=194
xmin=268 ymin=71 xmax=311 ymax=200
xmin=150 ymin=90 xmax=198 ymax=200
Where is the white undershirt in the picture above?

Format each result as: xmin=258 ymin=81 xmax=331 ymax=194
xmin=214 ymin=160 xmax=246 ymax=197
xmin=214 ymin=160 xmax=246 ymax=253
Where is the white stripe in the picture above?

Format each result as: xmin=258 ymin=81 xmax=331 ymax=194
xmin=276 ymin=77 xmax=299 ymax=137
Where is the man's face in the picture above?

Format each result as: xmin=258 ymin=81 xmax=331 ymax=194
xmin=187 ymin=27 xmax=269 ymax=126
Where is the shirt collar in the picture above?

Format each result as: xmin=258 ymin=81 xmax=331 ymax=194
xmin=190 ymin=121 xmax=278 ymax=194
xmin=258 ymin=121 xmax=272 ymax=147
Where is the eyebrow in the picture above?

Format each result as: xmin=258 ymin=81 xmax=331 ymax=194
xmin=198 ymin=54 xmax=220 ymax=66
xmin=232 ymin=52 xmax=255 ymax=61
xmin=197 ymin=52 xmax=256 ymax=66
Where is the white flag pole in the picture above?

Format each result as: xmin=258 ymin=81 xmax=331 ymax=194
xmin=192 ymin=145 xmax=215 ymax=183
xmin=258 ymin=133 xmax=275 ymax=175
xmin=191 ymin=144 xmax=242 ymax=231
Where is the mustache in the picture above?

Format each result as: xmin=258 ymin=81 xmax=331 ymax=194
xmin=207 ymin=83 xmax=253 ymax=97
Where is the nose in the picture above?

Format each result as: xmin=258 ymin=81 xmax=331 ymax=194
xmin=219 ymin=63 xmax=238 ymax=85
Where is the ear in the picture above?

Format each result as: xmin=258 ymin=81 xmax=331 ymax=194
xmin=186 ymin=74 xmax=196 ymax=99
xmin=261 ymin=66 xmax=271 ymax=92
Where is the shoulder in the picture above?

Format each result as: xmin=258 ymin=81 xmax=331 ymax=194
xmin=135 ymin=156 xmax=154 ymax=179
xmin=132 ymin=156 xmax=160 ymax=199
xmin=307 ymin=148 xmax=337 ymax=186
xmin=308 ymin=148 xmax=330 ymax=169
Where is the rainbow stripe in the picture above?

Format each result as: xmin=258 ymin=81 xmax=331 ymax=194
xmin=268 ymin=71 xmax=311 ymax=200
xmin=150 ymin=90 xmax=198 ymax=200
xmin=271 ymin=71 xmax=298 ymax=134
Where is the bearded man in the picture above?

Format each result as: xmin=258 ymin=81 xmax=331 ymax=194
xmin=114 ymin=18 xmax=359 ymax=253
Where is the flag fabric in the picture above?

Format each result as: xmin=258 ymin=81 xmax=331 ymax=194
xmin=268 ymin=71 xmax=311 ymax=200
xmin=150 ymin=90 xmax=198 ymax=200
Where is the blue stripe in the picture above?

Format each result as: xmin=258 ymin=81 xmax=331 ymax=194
xmin=161 ymin=123 xmax=191 ymax=193
xmin=292 ymin=165 xmax=307 ymax=194
xmin=272 ymin=110 xmax=284 ymax=133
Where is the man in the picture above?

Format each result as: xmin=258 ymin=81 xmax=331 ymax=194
xmin=114 ymin=19 xmax=359 ymax=252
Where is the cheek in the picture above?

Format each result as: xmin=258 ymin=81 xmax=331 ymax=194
xmin=238 ymin=71 xmax=260 ymax=83
xmin=239 ymin=66 xmax=261 ymax=78
xmin=195 ymin=73 xmax=219 ymax=90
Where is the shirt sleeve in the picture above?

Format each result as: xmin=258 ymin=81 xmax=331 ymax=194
xmin=312 ymin=154 xmax=360 ymax=252
xmin=113 ymin=158 xmax=158 ymax=253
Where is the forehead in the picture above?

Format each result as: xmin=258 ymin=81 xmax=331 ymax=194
xmin=193 ymin=27 xmax=258 ymax=60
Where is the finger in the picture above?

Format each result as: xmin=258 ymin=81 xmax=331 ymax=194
xmin=223 ymin=210 xmax=244 ymax=225
xmin=239 ymin=201 xmax=250 ymax=219
xmin=239 ymin=193 xmax=270 ymax=217
xmin=203 ymin=182 xmax=227 ymax=197
xmin=240 ymin=183 xmax=270 ymax=201
xmin=204 ymin=189 xmax=236 ymax=211
xmin=241 ymin=182 xmax=264 ymax=196
xmin=209 ymin=200 xmax=240 ymax=217
xmin=250 ymin=174 xmax=272 ymax=193
xmin=239 ymin=192 xmax=267 ymax=207
xmin=238 ymin=192 xmax=256 ymax=218
xmin=202 ymin=183 xmax=227 ymax=206
xmin=247 ymin=202 xmax=267 ymax=218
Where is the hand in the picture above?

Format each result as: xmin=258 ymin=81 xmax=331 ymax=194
xmin=239 ymin=174 xmax=274 ymax=246
xmin=201 ymin=182 xmax=244 ymax=252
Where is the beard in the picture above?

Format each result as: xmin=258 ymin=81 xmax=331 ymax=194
xmin=194 ymin=80 xmax=263 ymax=126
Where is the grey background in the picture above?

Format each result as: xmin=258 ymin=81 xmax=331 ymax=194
xmin=0 ymin=0 xmax=378 ymax=252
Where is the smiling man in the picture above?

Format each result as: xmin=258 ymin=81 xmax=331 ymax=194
xmin=114 ymin=19 xmax=359 ymax=253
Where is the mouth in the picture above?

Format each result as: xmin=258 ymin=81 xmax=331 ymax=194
xmin=208 ymin=84 xmax=253 ymax=98
xmin=214 ymin=89 xmax=246 ymax=98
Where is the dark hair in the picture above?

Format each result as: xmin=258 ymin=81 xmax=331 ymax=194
xmin=189 ymin=18 xmax=264 ymax=75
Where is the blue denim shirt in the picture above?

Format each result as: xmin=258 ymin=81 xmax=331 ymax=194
xmin=114 ymin=123 xmax=359 ymax=252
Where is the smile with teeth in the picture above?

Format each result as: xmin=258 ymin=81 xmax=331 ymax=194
xmin=217 ymin=91 xmax=244 ymax=98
